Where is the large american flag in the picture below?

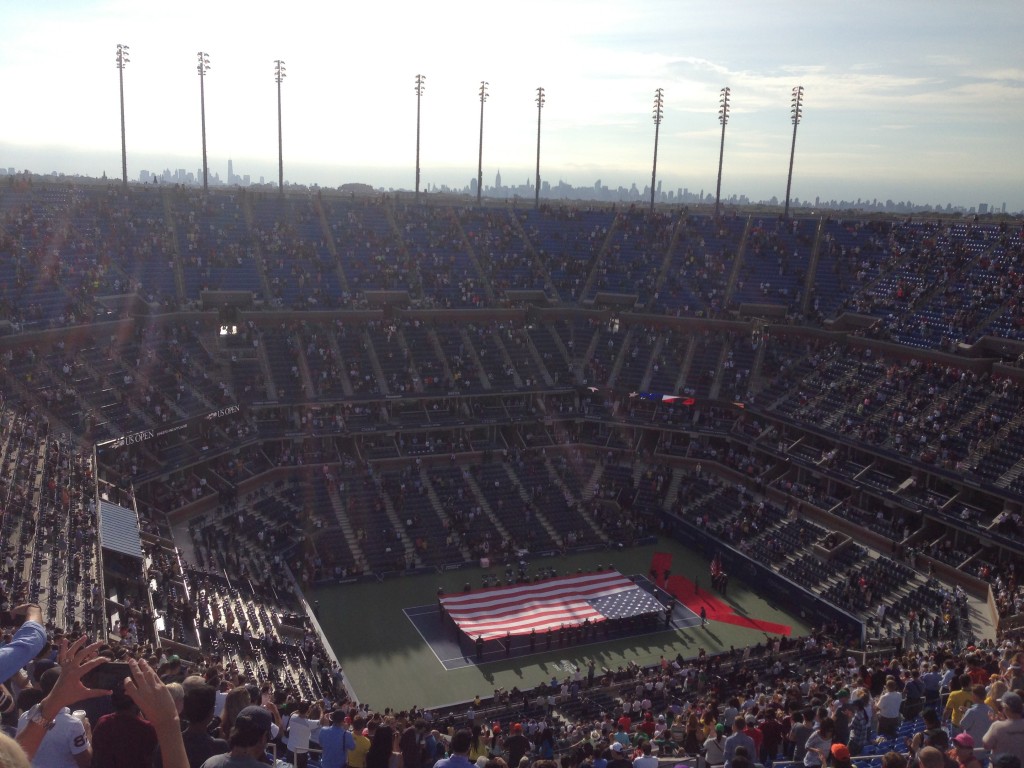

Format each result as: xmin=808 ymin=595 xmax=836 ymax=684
xmin=440 ymin=571 xmax=666 ymax=641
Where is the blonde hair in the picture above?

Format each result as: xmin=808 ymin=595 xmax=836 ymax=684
xmin=0 ymin=731 xmax=30 ymax=768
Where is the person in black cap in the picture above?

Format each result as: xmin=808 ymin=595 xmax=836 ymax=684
xmin=200 ymin=705 xmax=273 ymax=767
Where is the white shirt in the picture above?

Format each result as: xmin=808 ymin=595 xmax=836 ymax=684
xmin=287 ymin=716 xmax=321 ymax=754
xmin=877 ymin=691 xmax=902 ymax=719
xmin=16 ymin=707 xmax=88 ymax=768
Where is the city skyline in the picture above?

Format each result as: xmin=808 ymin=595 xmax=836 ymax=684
xmin=1 ymin=0 xmax=1022 ymax=210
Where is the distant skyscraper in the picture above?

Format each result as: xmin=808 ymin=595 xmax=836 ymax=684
xmin=495 ymin=169 xmax=502 ymax=189
xmin=228 ymin=158 xmax=234 ymax=184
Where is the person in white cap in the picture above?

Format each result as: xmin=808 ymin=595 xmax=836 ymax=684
xmin=983 ymin=692 xmax=1024 ymax=766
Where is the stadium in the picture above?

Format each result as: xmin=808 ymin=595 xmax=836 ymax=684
xmin=1 ymin=171 xmax=1022 ymax=761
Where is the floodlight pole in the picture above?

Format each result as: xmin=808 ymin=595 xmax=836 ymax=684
xmin=784 ymin=85 xmax=804 ymax=219
xmin=275 ymin=60 xmax=286 ymax=194
xmin=116 ymin=44 xmax=130 ymax=186
xmin=715 ymin=87 xmax=730 ymax=220
xmin=197 ymin=52 xmax=211 ymax=193
xmin=477 ymin=80 xmax=488 ymax=205
xmin=535 ymin=86 xmax=545 ymax=209
xmin=415 ymin=74 xmax=426 ymax=201
xmin=650 ymin=88 xmax=664 ymax=213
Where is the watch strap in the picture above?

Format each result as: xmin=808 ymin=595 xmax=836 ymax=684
xmin=27 ymin=703 xmax=56 ymax=730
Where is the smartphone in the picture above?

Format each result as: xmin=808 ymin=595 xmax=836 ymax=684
xmin=81 ymin=662 xmax=131 ymax=691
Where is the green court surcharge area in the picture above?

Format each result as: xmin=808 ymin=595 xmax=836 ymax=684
xmin=309 ymin=539 xmax=813 ymax=711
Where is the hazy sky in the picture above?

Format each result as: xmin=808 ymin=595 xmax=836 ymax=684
xmin=2 ymin=0 xmax=1022 ymax=209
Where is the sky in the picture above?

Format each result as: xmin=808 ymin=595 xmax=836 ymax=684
xmin=1 ymin=0 xmax=1022 ymax=210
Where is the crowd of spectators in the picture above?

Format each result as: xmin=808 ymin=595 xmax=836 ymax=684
xmin=2 ymin=599 xmax=1024 ymax=768
xmin=3 ymin=183 xmax=1024 ymax=767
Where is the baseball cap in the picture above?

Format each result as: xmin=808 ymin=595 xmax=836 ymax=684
xmin=716 ymin=723 xmax=726 ymax=734
xmin=953 ymin=733 xmax=975 ymax=749
xmin=234 ymin=705 xmax=273 ymax=737
xmin=610 ymin=742 xmax=624 ymax=752
xmin=745 ymin=715 xmax=756 ymax=725
xmin=831 ymin=744 xmax=851 ymax=761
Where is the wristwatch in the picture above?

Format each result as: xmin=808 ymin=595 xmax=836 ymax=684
xmin=26 ymin=703 xmax=56 ymax=730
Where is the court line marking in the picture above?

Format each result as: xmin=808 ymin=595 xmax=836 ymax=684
xmin=402 ymin=606 xmax=448 ymax=668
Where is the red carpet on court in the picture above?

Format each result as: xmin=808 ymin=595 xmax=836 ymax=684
xmin=649 ymin=552 xmax=673 ymax=588
xmin=666 ymin=573 xmax=792 ymax=636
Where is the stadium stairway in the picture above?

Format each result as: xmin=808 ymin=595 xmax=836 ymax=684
xmin=706 ymin=340 xmax=734 ymax=400
xmin=451 ymin=325 xmax=490 ymax=389
xmin=520 ymin=330 xmax=556 ymax=388
xmin=800 ymin=218 xmax=828 ymax=316
xmin=722 ymin=215 xmax=753 ymax=306
xmin=448 ymin=209 xmax=497 ymax=305
xmin=361 ymin=328 xmax=392 ymax=396
xmin=647 ymin=216 xmax=687 ymax=307
xmin=673 ymin=340 xmax=698 ymax=396
xmin=313 ymin=197 xmax=351 ymax=297
xmin=604 ymin=324 xmax=636 ymax=390
xmin=578 ymin=215 xmax=624 ymax=301
xmin=464 ymin=473 xmax=514 ymax=544
xmin=322 ymin=328 xmax=356 ymax=398
xmin=542 ymin=453 xmax=611 ymax=545
xmin=499 ymin=461 xmax=563 ymax=546
xmin=638 ymin=334 xmax=665 ymax=393
xmin=161 ymin=190 xmax=188 ymax=304
xmin=417 ymin=463 xmax=474 ymax=562
xmin=324 ymin=481 xmax=369 ymax=570
xmin=376 ymin=476 xmax=418 ymax=565
xmin=239 ymin=197 xmax=276 ymax=301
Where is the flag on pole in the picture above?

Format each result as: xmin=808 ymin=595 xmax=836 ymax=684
xmin=710 ymin=552 xmax=723 ymax=580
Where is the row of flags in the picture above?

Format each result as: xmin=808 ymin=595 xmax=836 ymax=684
xmin=582 ymin=386 xmax=746 ymax=409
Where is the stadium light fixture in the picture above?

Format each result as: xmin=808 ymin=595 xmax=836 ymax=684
xmin=650 ymin=88 xmax=664 ymax=213
xmin=415 ymin=74 xmax=426 ymax=201
xmin=116 ymin=44 xmax=130 ymax=187
xmin=197 ymin=52 xmax=211 ymax=193
xmin=535 ymin=86 xmax=545 ymax=209
xmin=477 ymin=80 xmax=488 ymax=206
xmin=275 ymin=60 xmax=286 ymax=194
xmin=784 ymin=85 xmax=804 ymax=219
xmin=715 ymin=87 xmax=731 ymax=220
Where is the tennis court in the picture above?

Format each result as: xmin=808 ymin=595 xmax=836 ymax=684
xmin=308 ymin=539 xmax=810 ymax=710
xmin=403 ymin=573 xmax=703 ymax=671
